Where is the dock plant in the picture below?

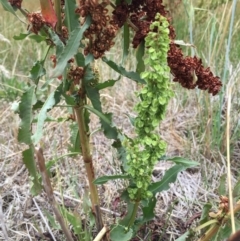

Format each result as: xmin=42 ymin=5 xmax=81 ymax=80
xmin=1 ymin=0 xmax=233 ymax=240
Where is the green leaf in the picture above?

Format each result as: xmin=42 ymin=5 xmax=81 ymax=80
xmin=94 ymin=174 xmax=129 ymax=185
xmin=200 ymin=203 xmax=211 ymax=225
xmin=175 ymin=231 xmax=191 ymax=241
xmin=84 ymin=105 xmax=118 ymax=139
xmin=233 ymin=179 xmax=240 ymax=198
xmin=110 ymin=225 xmax=133 ymax=241
xmin=141 ymin=196 xmax=156 ymax=223
xmin=22 ymin=147 xmax=42 ymax=195
xmin=18 ymin=86 xmax=36 ymax=144
xmin=96 ymin=79 xmax=117 ymax=90
xmin=32 ymin=84 xmax=62 ymax=144
xmin=122 ymin=23 xmax=129 ymax=64
xmin=64 ymin=0 xmax=79 ymax=33
xmin=75 ymin=52 xmax=85 ymax=67
xmin=68 ymin=123 xmax=81 ymax=153
xmin=83 ymin=66 xmax=119 ymax=139
xmin=85 ymin=53 xmax=94 ymax=66
xmin=136 ymin=41 xmax=145 ymax=74
xmin=165 ymin=156 xmax=199 ymax=168
xmin=102 ymin=57 xmax=146 ymax=84
xmin=44 ymin=210 xmax=60 ymax=229
xmin=51 ymin=15 xmax=91 ymax=78
xmin=48 ymin=28 xmax=64 ymax=55
xmin=218 ymin=174 xmax=227 ymax=196
xmin=149 ymin=164 xmax=185 ymax=194
xmin=0 ymin=0 xmax=17 ymax=16
xmin=29 ymin=61 xmax=46 ymax=84
xmin=29 ymin=34 xmax=47 ymax=43
xmin=13 ymin=33 xmax=30 ymax=40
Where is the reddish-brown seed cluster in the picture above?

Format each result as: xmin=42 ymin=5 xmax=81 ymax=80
xmin=167 ymin=41 xmax=222 ymax=95
xmin=67 ymin=66 xmax=84 ymax=85
xmin=128 ymin=0 xmax=168 ymax=48
xmin=27 ymin=13 xmax=45 ymax=34
xmin=76 ymin=0 xmax=119 ymax=59
xmin=8 ymin=0 xmax=22 ymax=8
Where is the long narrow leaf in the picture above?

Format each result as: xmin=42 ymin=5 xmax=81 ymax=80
xmin=102 ymin=57 xmax=145 ymax=84
xmin=32 ymin=84 xmax=62 ymax=144
xmin=18 ymin=86 xmax=36 ymax=145
xmin=136 ymin=41 xmax=145 ymax=74
xmin=51 ymin=15 xmax=91 ymax=78
xmin=94 ymin=174 xmax=129 ymax=185
xmin=0 ymin=0 xmax=17 ymax=16
xmin=64 ymin=0 xmax=79 ymax=32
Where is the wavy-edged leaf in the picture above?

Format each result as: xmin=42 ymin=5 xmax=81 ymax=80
xmin=149 ymin=164 xmax=185 ymax=194
xmin=22 ymin=147 xmax=42 ymax=195
xmin=94 ymin=174 xmax=129 ymax=185
xmin=136 ymin=41 xmax=145 ymax=74
xmin=30 ymin=61 xmax=46 ymax=84
xmin=0 ymin=0 xmax=17 ymax=15
xmin=83 ymin=66 xmax=118 ymax=139
xmin=40 ymin=0 xmax=57 ymax=27
xmin=84 ymin=105 xmax=118 ymax=139
xmin=64 ymin=0 xmax=79 ymax=33
xmin=51 ymin=15 xmax=91 ymax=78
xmin=122 ymin=23 xmax=129 ymax=63
xmin=48 ymin=29 xmax=64 ymax=55
xmin=18 ymin=86 xmax=36 ymax=144
xmin=32 ymin=84 xmax=62 ymax=144
xmin=68 ymin=123 xmax=81 ymax=153
xmin=102 ymin=57 xmax=145 ymax=84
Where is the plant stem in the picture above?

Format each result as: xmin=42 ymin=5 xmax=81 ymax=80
xmin=54 ymin=0 xmax=62 ymax=34
xmin=127 ymin=201 xmax=139 ymax=228
xmin=74 ymin=102 xmax=104 ymax=231
xmin=36 ymin=148 xmax=74 ymax=241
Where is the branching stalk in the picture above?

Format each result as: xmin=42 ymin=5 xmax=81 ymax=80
xmin=74 ymin=100 xmax=104 ymax=232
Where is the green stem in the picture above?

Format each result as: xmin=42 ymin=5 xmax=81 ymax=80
xmin=127 ymin=201 xmax=139 ymax=228
xmin=54 ymin=0 xmax=62 ymax=34
xmin=74 ymin=100 xmax=103 ymax=231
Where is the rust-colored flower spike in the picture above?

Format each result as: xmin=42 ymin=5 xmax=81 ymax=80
xmin=27 ymin=13 xmax=45 ymax=34
xmin=8 ymin=0 xmax=22 ymax=8
xmin=128 ymin=0 xmax=168 ymax=48
xmin=167 ymin=41 xmax=222 ymax=95
xmin=67 ymin=66 xmax=84 ymax=85
xmin=76 ymin=0 xmax=120 ymax=59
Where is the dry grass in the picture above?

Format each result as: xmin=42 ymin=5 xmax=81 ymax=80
xmin=0 ymin=1 xmax=240 ymax=241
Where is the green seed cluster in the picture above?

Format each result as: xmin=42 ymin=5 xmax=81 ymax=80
xmin=124 ymin=14 xmax=173 ymax=201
